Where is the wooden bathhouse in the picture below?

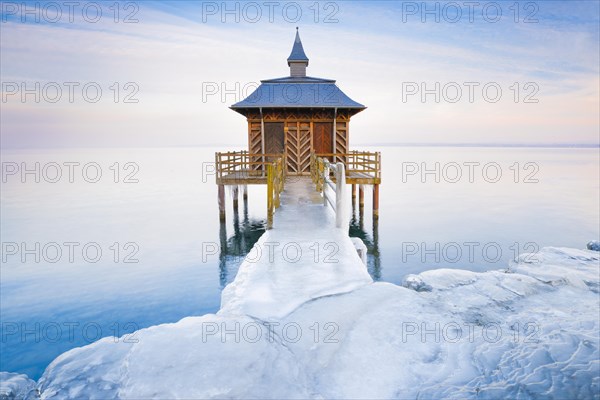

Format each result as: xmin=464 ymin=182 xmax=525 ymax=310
xmin=216 ymin=29 xmax=380 ymax=224
xmin=229 ymin=28 xmax=366 ymax=175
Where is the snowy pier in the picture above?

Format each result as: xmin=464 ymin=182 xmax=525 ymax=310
xmin=220 ymin=175 xmax=372 ymax=320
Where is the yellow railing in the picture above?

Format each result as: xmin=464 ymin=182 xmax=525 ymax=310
xmin=311 ymin=154 xmax=325 ymax=192
xmin=215 ymin=151 xmax=286 ymax=182
xmin=267 ymin=157 xmax=285 ymax=229
xmin=215 ymin=151 xmax=286 ymax=228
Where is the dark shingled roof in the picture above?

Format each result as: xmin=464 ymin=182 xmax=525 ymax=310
xmin=287 ymin=28 xmax=309 ymax=65
xmin=231 ymin=77 xmax=365 ymax=111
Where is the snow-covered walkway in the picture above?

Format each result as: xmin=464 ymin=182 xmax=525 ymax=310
xmin=220 ymin=177 xmax=372 ymax=320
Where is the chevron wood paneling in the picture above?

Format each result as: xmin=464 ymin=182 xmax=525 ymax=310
xmin=248 ymin=121 xmax=262 ymax=170
xmin=285 ymin=122 xmax=299 ymax=174
xmin=298 ymin=122 xmax=311 ymax=173
xmin=283 ymin=121 xmax=312 ymax=175
xmin=335 ymin=121 xmax=348 ymax=164
xmin=245 ymin=112 xmax=353 ymax=175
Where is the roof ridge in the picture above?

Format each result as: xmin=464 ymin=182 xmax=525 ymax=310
xmin=261 ymin=76 xmax=336 ymax=83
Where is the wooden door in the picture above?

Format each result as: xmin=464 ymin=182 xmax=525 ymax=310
xmin=313 ymin=122 xmax=333 ymax=157
xmin=264 ymin=122 xmax=284 ymax=161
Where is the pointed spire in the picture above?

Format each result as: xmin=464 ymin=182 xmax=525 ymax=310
xmin=287 ymin=27 xmax=309 ymax=64
xmin=287 ymin=27 xmax=309 ymax=77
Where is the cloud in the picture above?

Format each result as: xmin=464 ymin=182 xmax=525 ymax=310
xmin=1 ymin=1 xmax=598 ymax=148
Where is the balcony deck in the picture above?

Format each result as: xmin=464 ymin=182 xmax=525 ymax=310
xmin=215 ymin=151 xmax=380 ymax=186
xmin=215 ymin=150 xmax=381 ymax=222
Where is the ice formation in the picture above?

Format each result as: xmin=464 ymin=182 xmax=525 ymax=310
xmin=14 ymin=246 xmax=597 ymax=399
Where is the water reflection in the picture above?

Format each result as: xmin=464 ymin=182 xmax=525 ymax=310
xmin=349 ymin=200 xmax=382 ymax=281
xmin=218 ymin=197 xmax=266 ymax=287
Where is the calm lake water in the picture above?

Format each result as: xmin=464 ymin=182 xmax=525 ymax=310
xmin=1 ymin=146 xmax=598 ymax=379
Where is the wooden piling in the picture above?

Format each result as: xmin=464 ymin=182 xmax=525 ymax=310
xmin=243 ymin=185 xmax=248 ymax=200
xmin=351 ymin=184 xmax=356 ymax=204
xmin=232 ymin=186 xmax=239 ymax=212
xmin=359 ymin=185 xmax=365 ymax=208
xmin=373 ymin=184 xmax=379 ymax=219
xmin=218 ymin=184 xmax=226 ymax=221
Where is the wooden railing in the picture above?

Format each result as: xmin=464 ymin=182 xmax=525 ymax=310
xmin=267 ymin=157 xmax=285 ymax=229
xmin=310 ymin=151 xmax=381 ymax=183
xmin=215 ymin=151 xmax=285 ymax=228
xmin=215 ymin=151 xmax=286 ymax=182
xmin=311 ymin=156 xmax=348 ymax=231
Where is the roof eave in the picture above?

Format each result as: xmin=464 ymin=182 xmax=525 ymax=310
xmin=230 ymin=105 xmax=366 ymax=110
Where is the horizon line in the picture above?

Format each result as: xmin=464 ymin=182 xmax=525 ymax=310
xmin=1 ymin=143 xmax=599 ymax=151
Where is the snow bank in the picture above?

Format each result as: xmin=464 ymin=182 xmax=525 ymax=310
xmin=508 ymin=246 xmax=600 ymax=293
xmin=0 ymin=372 xmax=36 ymax=400
xmin=37 ymin=315 xmax=311 ymax=399
xmin=8 ymin=247 xmax=600 ymax=399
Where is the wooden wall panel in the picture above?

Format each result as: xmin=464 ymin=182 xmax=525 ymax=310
xmin=335 ymin=120 xmax=348 ymax=164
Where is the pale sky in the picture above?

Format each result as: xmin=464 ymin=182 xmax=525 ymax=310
xmin=1 ymin=0 xmax=598 ymax=148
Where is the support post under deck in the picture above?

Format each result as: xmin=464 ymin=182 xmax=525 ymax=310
xmin=359 ymin=185 xmax=365 ymax=208
xmin=218 ymin=184 xmax=226 ymax=222
xmin=233 ymin=186 xmax=239 ymax=212
xmin=373 ymin=184 xmax=379 ymax=219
